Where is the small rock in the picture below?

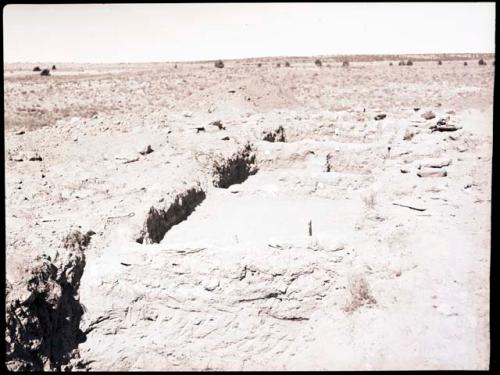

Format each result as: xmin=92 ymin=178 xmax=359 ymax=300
xmin=139 ymin=145 xmax=154 ymax=155
xmin=374 ymin=114 xmax=387 ymax=121
xmin=221 ymin=136 xmax=230 ymax=141
xmin=413 ymin=107 xmax=420 ymax=112
xmin=400 ymin=167 xmax=410 ymax=174
xmin=16 ymin=130 xmax=25 ymax=135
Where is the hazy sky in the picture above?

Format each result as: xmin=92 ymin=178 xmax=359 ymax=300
xmin=3 ymin=3 xmax=496 ymax=63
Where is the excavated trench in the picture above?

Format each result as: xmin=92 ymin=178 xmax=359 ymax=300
xmin=211 ymin=142 xmax=258 ymax=188
xmin=5 ymin=230 xmax=93 ymax=371
xmin=136 ymin=143 xmax=259 ymax=245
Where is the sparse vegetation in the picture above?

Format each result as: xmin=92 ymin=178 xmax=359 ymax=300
xmin=406 ymin=60 xmax=413 ymax=66
xmin=343 ymin=277 xmax=377 ymax=314
xmin=342 ymin=61 xmax=349 ymax=67
xmin=33 ymin=66 xmax=41 ymax=72
xmin=314 ymin=59 xmax=322 ymax=67
xmin=478 ymin=58 xmax=487 ymax=66
xmin=389 ymin=62 xmax=393 ymax=66
xmin=52 ymin=65 xmax=57 ymax=70
xmin=438 ymin=60 xmax=442 ymax=65
xmin=257 ymin=63 xmax=262 ymax=67
xmin=464 ymin=61 xmax=468 ymax=66
xmin=40 ymin=69 xmax=51 ymax=76
xmin=285 ymin=61 xmax=290 ymax=67
xmin=214 ymin=60 xmax=224 ymax=68
xmin=398 ymin=60 xmax=405 ymax=66
xmin=276 ymin=63 xmax=281 ymax=68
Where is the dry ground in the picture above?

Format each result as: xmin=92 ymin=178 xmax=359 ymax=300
xmin=4 ymin=56 xmax=493 ymax=370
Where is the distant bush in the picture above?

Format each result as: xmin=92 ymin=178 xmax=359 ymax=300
xmin=52 ymin=65 xmax=57 ymax=70
xmin=285 ymin=61 xmax=290 ymax=67
xmin=40 ymin=69 xmax=51 ymax=76
xmin=389 ymin=62 xmax=393 ymax=66
xmin=464 ymin=61 xmax=468 ymax=66
xmin=174 ymin=64 xmax=178 ymax=69
xmin=406 ymin=60 xmax=413 ymax=66
xmin=342 ymin=60 xmax=349 ymax=67
xmin=437 ymin=60 xmax=442 ymax=65
xmin=276 ymin=63 xmax=281 ymax=68
xmin=214 ymin=60 xmax=224 ymax=68
xmin=257 ymin=63 xmax=262 ymax=67
xmin=315 ymin=59 xmax=322 ymax=67
xmin=398 ymin=60 xmax=405 ymax=66
xmin=33 ymin=66 xmax=41 ymax=72
xmin=478 ymin=58 xmax=487 ymax=66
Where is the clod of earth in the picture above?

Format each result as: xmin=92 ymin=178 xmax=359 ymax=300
xmin=139 ymin=145 xmax=154 ymax=155
xmin=209 ymin=120 xmax=225 ymax=130
xmin=417 ymin=168 xmax=448 ymax=178
xmin=29 ymin=154 xmax=43 ymax=161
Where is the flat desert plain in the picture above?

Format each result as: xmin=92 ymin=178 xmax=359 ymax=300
xmin=4 ymin=55 xmax=494 ymax=370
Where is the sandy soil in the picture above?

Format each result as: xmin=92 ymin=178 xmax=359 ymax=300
xmin=4 ymin=56 xmax=493 ymax=370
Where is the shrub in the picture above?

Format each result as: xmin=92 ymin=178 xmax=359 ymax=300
xmin=276 ymin=63 xmax=281 ymax=68
xmin=33 ymin=66 xmax=41 ymax=72
xmin=464 ymin=61 xmax=468 ymax=66
xmin=478 ymin=58 xmax=487 ymax=66
xmin=389 ymin=62 xmax=393 ymax=66
xmin=214 ymin=60 xmax=224 ymax=68
xmin=284 ymin=61 xmax=290 ymax=67
xmin=437 ymin=60 xmax=442 ymax=65
xmin=314 ymin=59 xmax=322 ymax=67
xmin=406 ymin=60 xmax=413 ymax=66
xmin=342 ymin=60 xmax=349 ymax=67
xmin=40 ymin=69 xmax=50 ymax=76
xmin=398 ymin=60 xmax=405 ymax=66
xmin=257 ymin=63 xmax=262 ymax=67
xmin=52 ymin=65 xmax=57 ymax=70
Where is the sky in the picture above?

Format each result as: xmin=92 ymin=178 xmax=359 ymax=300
xmin=3 ymin=3 xmax=496 ymax=63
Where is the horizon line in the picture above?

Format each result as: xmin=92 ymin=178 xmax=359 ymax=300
xmin=4 ymin=52 xmax=496 ymax=65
